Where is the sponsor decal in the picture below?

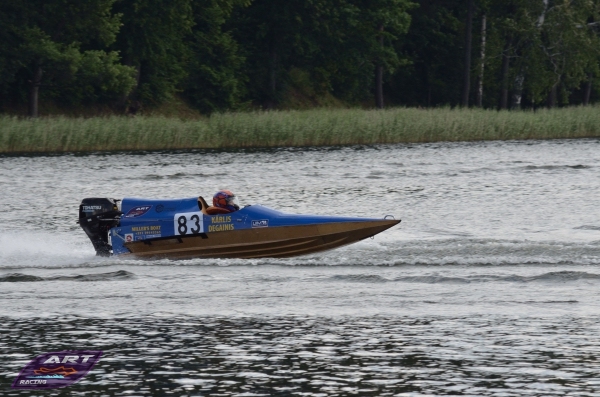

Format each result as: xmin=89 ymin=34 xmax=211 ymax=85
xmin=131 ymin=225 xmax=161 ymax=239
xmin=252 ymin=220 xmax=269 ymax=228
xmin=124 ymin=206 xmax=152 ymax=218
xmin=125 ymin=233 xmax=134 ymax=242
xmin=133 ymin=234 xmax=161 ymax=240
xmin=12 ymin=350 xmax=102 ymax=389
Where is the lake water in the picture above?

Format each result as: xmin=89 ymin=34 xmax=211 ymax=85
xmin=1 ymin=139 xmax=600 ymax=396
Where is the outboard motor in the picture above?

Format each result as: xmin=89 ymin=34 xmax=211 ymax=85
xmin=78 ymin=198 xmax=122 ymax=256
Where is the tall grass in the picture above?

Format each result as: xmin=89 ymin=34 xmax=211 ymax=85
xmin=1 ymin=106 xmax=600 ymax=153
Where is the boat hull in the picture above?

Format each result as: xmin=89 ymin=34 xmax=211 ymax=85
xmin=122 ymin=219 xmax=399 ymax=259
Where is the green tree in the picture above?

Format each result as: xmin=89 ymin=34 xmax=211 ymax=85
xmin=530 ymin=0 xmax=600 ymax=106
xmin=0 ymin=0 xmax=135 ymax=116
xmin=230 ymin=0 xmax=413 ymax=108
xmin=353 ymin=0 xmax=414 ymax=108
xmin=183 ymin=0 xmax=250 ymax=113
xmin=485 ymin=0 xmax=600 ymax=109
xmin=387 ymin=0 xmax=465 ymax=107
xmin=229 ymin=0 xmax=305 ymax=108
xmin=112 ymin=0 xmax=194 ymax=107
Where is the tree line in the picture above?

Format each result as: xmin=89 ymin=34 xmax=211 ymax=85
xmin=1 ymin=0 xmax=599 ymax=117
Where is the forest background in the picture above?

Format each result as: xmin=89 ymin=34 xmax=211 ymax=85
xmin=1 ymin=0 xmax=600 ymax=118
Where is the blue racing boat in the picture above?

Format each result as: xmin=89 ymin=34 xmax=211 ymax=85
xmin=78 ymin=196 xmax=400 ymax=259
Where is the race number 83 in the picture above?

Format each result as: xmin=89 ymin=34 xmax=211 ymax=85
xmin=173 ymin=212 xmax=204 ymax=235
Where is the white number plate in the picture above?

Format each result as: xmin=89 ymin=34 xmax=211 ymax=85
xmin=174 ymin=212 xmax=204 ymax=235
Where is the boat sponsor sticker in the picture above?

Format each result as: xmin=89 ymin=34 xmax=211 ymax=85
xmin=131 ymin=225 xmax=161 ymax=239
xmin=174 ymin=212 xmax=204 ymax=235
xmin=252 ymin=219 xmax=269 ymax=228
xmin=124 ymin=205 xmax=152 ymax=218
xmin=12 ymin=350 xmax=102 ymax=389
xmin=124 ymin=233 xmax=134 ymax=242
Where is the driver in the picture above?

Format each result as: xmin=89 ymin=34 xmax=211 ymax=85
xmin=212 ymin=190 xmax=240 ymax=213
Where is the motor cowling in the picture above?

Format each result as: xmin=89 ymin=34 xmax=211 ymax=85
xmin=78 ymin=198 xmax=122 ymax=256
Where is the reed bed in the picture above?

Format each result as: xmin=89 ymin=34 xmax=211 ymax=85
xmin=1 ymin=106 xmax=600 ymax=154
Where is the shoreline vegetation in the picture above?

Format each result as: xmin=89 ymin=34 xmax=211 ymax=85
xmin=1 ymin=106 xmax=600 ymax=154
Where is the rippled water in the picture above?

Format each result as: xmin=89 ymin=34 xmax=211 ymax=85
xmin=2 ymin=139 xmax=600 ymax=395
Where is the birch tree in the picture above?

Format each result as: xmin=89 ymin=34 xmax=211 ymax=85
xmin=532 ymin=0 xmax=600 ymax=106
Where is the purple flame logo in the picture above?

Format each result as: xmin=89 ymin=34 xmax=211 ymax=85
xmin=12 ymin=350 xmax=102 ymax=389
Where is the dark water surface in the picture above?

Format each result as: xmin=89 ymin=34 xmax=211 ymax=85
xmin=1 ymin=139 xmax=600 ymax=395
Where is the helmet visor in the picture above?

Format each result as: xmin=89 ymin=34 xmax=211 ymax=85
xmin=227 ymin=196 xmax=239 ymax=208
